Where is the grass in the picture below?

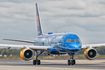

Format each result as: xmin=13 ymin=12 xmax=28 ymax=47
xmin=1 ymin=54 xmax=105 ymax=59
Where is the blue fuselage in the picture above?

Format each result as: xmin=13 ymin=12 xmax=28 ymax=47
xmin=34 ymin=33 xmax=82 ymax=54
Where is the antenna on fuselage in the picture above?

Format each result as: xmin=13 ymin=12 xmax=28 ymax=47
xmin=35 ymin=3 xmax=43 ymax=36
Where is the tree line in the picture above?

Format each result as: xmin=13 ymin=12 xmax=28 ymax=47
xmin=77 ymin=46 xmax=105 ymax=55
xmin=0 ymin=46 xmax=105 ymax=56
xmin=0 ymin=48 xmax=21 ymax=56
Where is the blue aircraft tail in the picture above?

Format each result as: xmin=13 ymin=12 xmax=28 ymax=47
xmin=35 ymin=3 xmax=43 ymax=36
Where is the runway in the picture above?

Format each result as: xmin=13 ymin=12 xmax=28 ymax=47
xmin=0 ymin=58 xmax=105 ymax=70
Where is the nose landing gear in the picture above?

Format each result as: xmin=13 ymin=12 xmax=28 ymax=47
xmin=68 ymin=53 xmax=75 ymax=65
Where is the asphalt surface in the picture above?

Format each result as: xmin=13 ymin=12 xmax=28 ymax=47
xmin=0 ymin=58 xmax=105 ymax=70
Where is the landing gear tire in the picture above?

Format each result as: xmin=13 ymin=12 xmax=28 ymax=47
xmin=33 ymin=60 xmax=36 ymax=65
xmin=68 ymin=59 xmax=75 ymax=65
xmin=68 ymin=60 xmax=71 ymax=65
xmin=33 ymin=60 xmax=41 ymax=65
xmin=72 ymin=60 xmax=75 ymax=65
xmin=37 ymin=60 xmax=40 ymax=65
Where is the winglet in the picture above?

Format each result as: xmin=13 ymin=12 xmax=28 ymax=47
xmin=35 ymin=3 xmax=43 ymax=36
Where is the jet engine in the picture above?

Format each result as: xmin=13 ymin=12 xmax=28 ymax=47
xmin=84 ymin=48 xmax=97 ymax=60
xmin=20 ymin=49 xmax=34 ymax=61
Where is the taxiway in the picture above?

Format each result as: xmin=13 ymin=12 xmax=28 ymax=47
xmin=0 ymin=58 xmax=105 ymax=70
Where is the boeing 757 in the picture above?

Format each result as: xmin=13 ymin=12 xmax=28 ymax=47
xmin=0 ymin=3 xmax=105 ymax=65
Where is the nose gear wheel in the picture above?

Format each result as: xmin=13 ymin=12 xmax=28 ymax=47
xmin=68 ymin=53 xmax=75 ymax=65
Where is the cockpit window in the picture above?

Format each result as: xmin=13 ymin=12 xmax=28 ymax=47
xmin=66 ymin=39 xmax=81 ymax=43
xmin=71 ymin=39 xmax=75 ymax=42
xmin=66 ymin=39 xmax=71 ymax=42
xmin=76 ymin=39 xmax=81 ymax=42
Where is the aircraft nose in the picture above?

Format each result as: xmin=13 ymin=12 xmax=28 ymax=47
xmin=68 ymin=43 xmax=82 ymax=51
xmin=71 ymin=44 xmax=81 ymax=48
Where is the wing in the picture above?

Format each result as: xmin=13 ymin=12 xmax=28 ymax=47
xmin=3 ymin=39 xmax=34 ymax=44
xmin=0 ymin=44 xmax=49 ymax=50
xmin=82 ymin=43 xmax=105 ymax=49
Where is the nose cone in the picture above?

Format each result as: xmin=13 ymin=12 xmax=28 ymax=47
xmin=62 ymin=33 xmax=82 ymax=52
xmin=66 ymin=43 xmax=82 ymax=52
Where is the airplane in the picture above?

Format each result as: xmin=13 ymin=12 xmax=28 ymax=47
xmin=0 ymin=3 xmax=105 ymax=65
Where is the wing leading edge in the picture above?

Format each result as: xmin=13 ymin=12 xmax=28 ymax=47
xmin=82 ymin=43 xmax=105 ymax=49
xmin=0 ymin=44 xmax=49 ymax=50
xmin=3 ymin=39 xmax=34 ymax=44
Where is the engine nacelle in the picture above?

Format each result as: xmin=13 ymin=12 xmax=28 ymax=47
xmin=20 ymin=49 xmax=34 ymax=61
xmin=84 ymin=48 xmax=97 ymax=60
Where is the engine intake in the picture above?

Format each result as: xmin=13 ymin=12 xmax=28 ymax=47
xmin=20 ymin=49 xmax=34 ymax=61
xmin=84 ymin=48 xmax=97 ymax=60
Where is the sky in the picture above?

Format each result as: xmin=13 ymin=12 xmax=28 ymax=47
xmin=0 ymin=0 xmax=105 ymax=44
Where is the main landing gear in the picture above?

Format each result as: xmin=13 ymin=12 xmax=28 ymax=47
xmin=68 ymin=53 xmax=75 ymax=65
xmin=33 ymin=50 xmax=44 ymax=65
xmin=33 ymin=51 xmax=75 ymax=65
